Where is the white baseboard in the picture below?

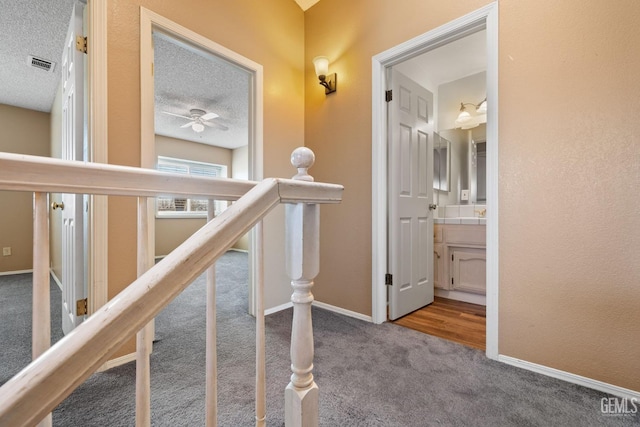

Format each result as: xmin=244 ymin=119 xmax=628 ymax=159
xmin=97 ymin=352 xmax=136 ymax=372
xmin=50 ymin=269 xmax=63 ymax=291
xmin=312 ymin=301 xmax=373 ymax=323
xmin=435 ymin=289 xmax=486 ymax=306
xmin=0 ymin=269 xmax=33 ymax=276
xmin=264 ymin=301 xmax=292 ymax=316
xmin=498 ymin=355 xmax=640 ymax=400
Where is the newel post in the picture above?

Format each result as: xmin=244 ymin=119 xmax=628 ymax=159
xmin=285 ymin=147 xmax=320 ymax=427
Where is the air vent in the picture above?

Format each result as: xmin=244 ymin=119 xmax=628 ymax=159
xmin=27 ymin=55 xmax=56 ymax=73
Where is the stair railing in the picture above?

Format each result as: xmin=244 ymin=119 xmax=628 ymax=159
xmin=0 ymin=147 xmax=341 ymax=427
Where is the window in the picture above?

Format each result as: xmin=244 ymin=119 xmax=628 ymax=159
xmin=156 ymin=156 xmax=228 ymax=217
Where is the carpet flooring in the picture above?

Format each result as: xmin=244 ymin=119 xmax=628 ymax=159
xmin=1 ymin=251 xmax=637 ymax=426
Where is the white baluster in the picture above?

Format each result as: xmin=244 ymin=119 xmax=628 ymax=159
xmin=285 ymin=147 xmax=319 ymax=427
xmin=206 ymin=200 xmax=218 ymax=427
xmin=33 ymin=192 xmax=52 ymax=427
xmin=136 ymin=197 xmax=152 ymax=427
xmin=255 ymin=220 xmax=266 ymax=427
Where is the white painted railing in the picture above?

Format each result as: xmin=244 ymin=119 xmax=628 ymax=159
xmin=0 ymin=147 xmax=342 ymax=427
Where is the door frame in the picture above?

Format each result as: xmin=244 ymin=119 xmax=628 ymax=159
xmin=86 ymin=0 xmax=109 ymax=315
xmin=371 ymin=3 xmax=499 ymax=359
xmin=139 ymin=7 xmax=264 ymax=314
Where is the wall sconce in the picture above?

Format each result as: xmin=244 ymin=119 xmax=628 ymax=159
xmin=312 ymin=56 xmax=337 ymax=95
xmin=455 ymin=98 xmax=487 ymax=129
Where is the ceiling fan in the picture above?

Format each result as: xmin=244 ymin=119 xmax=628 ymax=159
xmin=162 ymin=108 xmax=228 ymax=132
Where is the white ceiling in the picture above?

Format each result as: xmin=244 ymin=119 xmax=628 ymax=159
xmin=394 ymin=29 xmax=487 ymax=93
xmin=0 ymin=0 xmax=78 ymax=112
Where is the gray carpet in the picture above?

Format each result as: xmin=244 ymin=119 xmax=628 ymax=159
xmin=1 ymin=252 xmax=637 ymax=426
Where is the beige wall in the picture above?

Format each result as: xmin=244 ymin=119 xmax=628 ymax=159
xmin=154 ymin=135 xmax=232 ymax=256
xmin=0 ymin=104 xmax=51 ymax=273
xmin=49 ymin=84 xmax=63 ymax=281
xmin=305 ymin=0 xmax=640 ymax=391
xmin=107 ymin=0 xmax=304 ymax=356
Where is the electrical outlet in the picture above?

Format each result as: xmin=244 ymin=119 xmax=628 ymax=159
xmin=461 ymin=189 xmax=470 ymax=201
xmin=2 ymin=247 xmax=11 ymax=256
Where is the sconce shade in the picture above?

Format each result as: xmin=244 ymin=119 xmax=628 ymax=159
xmin=477 ymin=99 xmax=487 ymax=114
xmin=313 ymin=56 xmax=329 ymax=78
xmin=454 ymin=98 xmax=487 ymax=129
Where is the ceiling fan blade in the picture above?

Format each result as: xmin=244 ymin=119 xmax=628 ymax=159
xmin=162 ymin=111 xmax=193 ymax=120
xmin=200 ymin=112 xmax=219 ymax=121
xmin=203 ymin=121 xmax=229 ymax=131
xmin=180 ymin=121 xmax=197 ymax=128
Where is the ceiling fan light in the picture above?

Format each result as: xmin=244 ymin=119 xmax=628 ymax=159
xmin=192 ymin=123 xmax=205 ymax=133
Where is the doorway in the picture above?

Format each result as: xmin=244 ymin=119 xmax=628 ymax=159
xmin=371 ymin=3 xmax=498 ymax=358
xmin=140 ymin=9 xmax=264 ymax=317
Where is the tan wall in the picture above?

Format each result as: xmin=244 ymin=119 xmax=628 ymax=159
xmin=305 ymin=0 xmax=640 ymax=391
xmin=50 ymin=83 xmax=63 ymax=281
xmin=107 ymin=0 xmax=304 ymax=357
xmin=154 ymin=135 xmax=231 ymax=256
xmin=0 ymin=104 xmax=51 ymax=273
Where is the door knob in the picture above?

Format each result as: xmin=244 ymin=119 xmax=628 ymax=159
xmin=51 ymin=201 xmax=65 ymax=210
xmin=428 ymin=203 xmax=437 ymax=211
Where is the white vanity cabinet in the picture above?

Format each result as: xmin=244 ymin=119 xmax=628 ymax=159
xmin=433 ymin=224 xmax=486 ymax=295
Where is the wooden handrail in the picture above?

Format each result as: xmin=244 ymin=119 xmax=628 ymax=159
xmin=0 ymin=151 xmax=342 ymax=204
xmin=0 ymin=173 xmax=342 ymax=427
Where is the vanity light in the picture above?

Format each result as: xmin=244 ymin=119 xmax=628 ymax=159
xmin=455 ymin=97 xmax=487 ymax=129
xmin=312 ymin=56 xmax=337 ymax=94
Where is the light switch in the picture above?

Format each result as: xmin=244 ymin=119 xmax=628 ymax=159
xmin=461 ymin=189 xmax=470 ymax=201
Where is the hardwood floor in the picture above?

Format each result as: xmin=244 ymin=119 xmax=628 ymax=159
xmin=392 ymin=297 xmax=486 ymax=350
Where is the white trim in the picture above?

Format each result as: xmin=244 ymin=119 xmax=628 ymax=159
xmin=87 ymin=0 xmax=108 ymax=315
xmin=97 ymin=352 xmax=136 ymax=372
xmin=434 ymin=289 xmax=486 ymax=306
xmin=264 ymin=301 xmax=292 ymax=316
xmin=313 ymin=301 xmax=374 ymax=323
xmin=139 ymin=7 xmax=263 ymax=319
xmin=498 ymin=355 xmax=640 ymax=401
xmin=50 ymin=269 xmax=63 ymax=291
xmin=0 ymin=269 xmax=33 ymax=276
xmin=371 ymin=3 xmax=499 ymax=361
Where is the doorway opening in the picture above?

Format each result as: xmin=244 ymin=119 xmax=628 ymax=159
xmin=372 ymin=3 xmax=498 ymax=358
xmin=140 ymin=9 xmax=264 ymax=320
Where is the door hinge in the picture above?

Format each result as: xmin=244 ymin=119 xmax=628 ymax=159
xmin=452 ymin=254 xmax=454 ymax=262
xmin=76 ymin=298 xmax=88 ymax=316
xmin=451 ymin=277 xmax=454 ymax=285
xmin=385 ymin=273 xmax=393 ymax=286
xmin=385 ymin=90 xmax=393 ymax=102
xmin=76 ymin=35 xmax=87 ymax=54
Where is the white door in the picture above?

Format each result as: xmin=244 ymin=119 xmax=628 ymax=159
xmin=61 ymin=2 xmax=86 ymax=334
xmin=388 ymin=69 xmax=435 ymax=320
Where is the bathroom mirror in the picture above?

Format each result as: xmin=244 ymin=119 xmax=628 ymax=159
xmin=434 ymin=124 xmax=486 ymax=205
xmin=433 ymin=132 xmax=451 ymax=192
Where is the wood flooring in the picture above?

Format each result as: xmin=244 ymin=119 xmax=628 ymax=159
xmin=392 ymin=297 xmax=486 ymax=350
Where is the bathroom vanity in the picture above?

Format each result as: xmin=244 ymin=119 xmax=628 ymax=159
xmin=433 ymin=223 xmax=486 ymax=304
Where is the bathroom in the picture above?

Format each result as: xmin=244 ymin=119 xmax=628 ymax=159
xmin=432 ymin=68 xmax=487 ymax=307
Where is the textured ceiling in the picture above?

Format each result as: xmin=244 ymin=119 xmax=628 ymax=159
xmin=0 ymin=1 xmax=250 ymax=149
xmin=153 ymin=33 xmax=250 ymax=149
xmin=0 ymin=0 xmax=78 ymax=112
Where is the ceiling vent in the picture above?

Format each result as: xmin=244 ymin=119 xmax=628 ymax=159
xmin=27 ymin=55 xmax=56 ymax=73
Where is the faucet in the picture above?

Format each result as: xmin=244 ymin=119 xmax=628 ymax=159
xmin=475 ymin=208 xmax=486 ymax=218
